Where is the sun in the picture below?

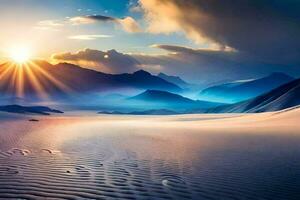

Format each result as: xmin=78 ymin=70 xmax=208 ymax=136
xmin=9 ymin=46 xmax=31 ymax=64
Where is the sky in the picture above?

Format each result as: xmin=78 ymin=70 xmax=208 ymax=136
xmin=1 ymin=0 xmax=300 ymax=85
xmin=0 ymin=0 xmax=194 ymax=57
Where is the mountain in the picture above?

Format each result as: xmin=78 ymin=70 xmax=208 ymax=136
xmin=128 ymin=109 xmax=178 ymax=115
xmin=98 ymin=109 xmax=179 ymax=115
xmin=129 ymin=90 xmax=223 ymax=111
xmin=0 ymin=105 xmax=63 ymax=115
xmin=198 ymin=72 xmax=294 ymax=103
xmin=158 ymin=73 xmax=191 ymax=88
xmin=207 ymin=78 xmax=300 ymax=113
xmin=130 ymin=89 xmax=194 ymax=104
xmin=0 ymin=60 xmax=181 ymax=100
xmin=98 ymin=111 xmax=125 ymax=115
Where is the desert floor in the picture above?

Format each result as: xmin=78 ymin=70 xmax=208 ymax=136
xmin=0 ymin=109 xmax=300 ymax=199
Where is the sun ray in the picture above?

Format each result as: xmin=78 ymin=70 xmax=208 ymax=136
xmin=28 ymin=61 xmax=73 ymax=94
xmin=9 ymin=64 xmax=19 ymax=96
xmin=23 ymin=63 xmax=49 ymax=99
xmin=0 ymin=63 xmax=14 ymax=81
xmin=16 ymin=64 xmax=24 ymax=97
xmin=0 ymin=59 xmax=75 ymax=99
xmin=0 ymin=63 xmax=15 ymax=95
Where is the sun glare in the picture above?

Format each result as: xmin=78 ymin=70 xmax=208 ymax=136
xmin=9 ymin=46 xmax=31 ymax=64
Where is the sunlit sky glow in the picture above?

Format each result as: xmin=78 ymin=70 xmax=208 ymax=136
xmin=1 ymin=0 xmax=300 ymax=84
xmin=9 ymin=46 xmax=32 ymax=63
xmin=0 ymin=0 xmax=194 ymax=62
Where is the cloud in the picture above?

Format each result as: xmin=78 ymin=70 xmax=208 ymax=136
xmin=37 ymin=20 xmax=64 ymax=27
xmin=68 ymin=34 xmax=113 ymax=40
xmin=119 ymin=17 xmax=142 ymax=33
xmin=35 ymin=20 xmax=64 ymax=31
xmin=132 ymin=44 xmax=300 ymax=85
xmin=138 ymin=0 xmax=300 ymax=63
xmin=51 ymin=46 xmax=300 ymax=86
xmin=129 ymin=0 xmax=143 ymax=13
xmin=130 ymin=5 xmax=143 ymax=13
xmin=51 ymin=48 xmax=140 ymax=74
xmin=69 ymin=16 xmax=97 ymax=25
xmin=70 ymin=15 xmax=141 ymax=33
xmin=74 ymin=15 xmax=115 ymax=23
xmin=150 ymin=44 xmax=235 ymax=54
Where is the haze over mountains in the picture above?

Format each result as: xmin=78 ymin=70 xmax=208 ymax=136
xmin=130 ymin=90 xmax=195 ymax=104
xmin=128 ymin=90 xmax=222 ymax=112
xmin=0 ymin=60 xmax=181 ymax=100
xmin=207 ymin=78 xmax=300 ymax=113
xmin=98 ymin=109 xmax=179 ymax=115
xmin=1 ymin=59 xmax=300 ymax=114
xmin=198 ymin=72 xmax=294 ymax=103
xmin=157 ymin=73 xmax=192 ymax=89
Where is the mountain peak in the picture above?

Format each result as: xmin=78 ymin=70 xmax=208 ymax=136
xmin=0 ymin=61 xmax=181 ymax=98
xmin=133 ymin=70 xmax=151 ymax=76
xmin=129 ymin=89 xmax=222 ymax=111
xmin=158 ymin=72 xmax=167 ymax=76
xmin=157 ymin=72 xmax=189 ymax=87
xmin=158 ymin=72 xmax=180 ymax=78
xmin=144 ymin=89 xmax=172 ymax=95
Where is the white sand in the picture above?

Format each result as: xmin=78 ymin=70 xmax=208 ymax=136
xmin=0 ymin=108 xmax=300 ymax=199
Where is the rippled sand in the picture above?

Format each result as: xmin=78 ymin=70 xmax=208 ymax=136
xmin=1 ymin=110 xmax=300 ymax=199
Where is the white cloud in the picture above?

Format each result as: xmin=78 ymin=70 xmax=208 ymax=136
xmin=118 ymin=17 xmax=142 ymax=33
xmin=69 ymin=16 xmax=96 ymax=25
xmin=68 ymin=34 xmax=113 ymax=40
xmin=35 ymin=20 xmax=64 ymax=31
xmin=37 ymin=20 xmax=64 ymax=27
xmin=51 ymin=48 xmax=140 ymax=74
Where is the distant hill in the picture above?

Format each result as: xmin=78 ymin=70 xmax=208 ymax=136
xmin=130 ymin=90 xmax=194 ymax=104
xmin=0 ymin=105 xmax=63 ymax=115
xmin=158 ymin=73 xmax=191 ymax=88
xmin=0 ymin=60 xmax=181 ymax=100
xmin=129 ymin=90 xmax=223 ymax=111
xmin=99 ymin=109 xmax=179 ymax=115
xmin=207 ymin=77 xmax=300 ymax=113
xmin=198 ymin=72 xmax=294 ymax=103
xmin=129 ymin=109 xmax=178 ymax=115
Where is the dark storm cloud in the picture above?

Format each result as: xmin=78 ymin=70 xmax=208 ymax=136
xmin=133 ymin=44 xmax=300 ymax=85
xmin=139 ymin=0 xmax=300 ymax=64
xmin=86 ymin=15 xmax=116 ymax=22
xmin=70 ymin=14 xmax=141 ymax=33
xmin=151 ymin=44 xmax=235 ymax=55
xmin=70 ymin=15 xmax=118 ymax=24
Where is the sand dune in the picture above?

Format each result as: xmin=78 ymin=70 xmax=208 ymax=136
xmin=208 ymin=77 xmax=300 ymax=113
xmin=0 ymin=108 xmax=300 ymax=199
